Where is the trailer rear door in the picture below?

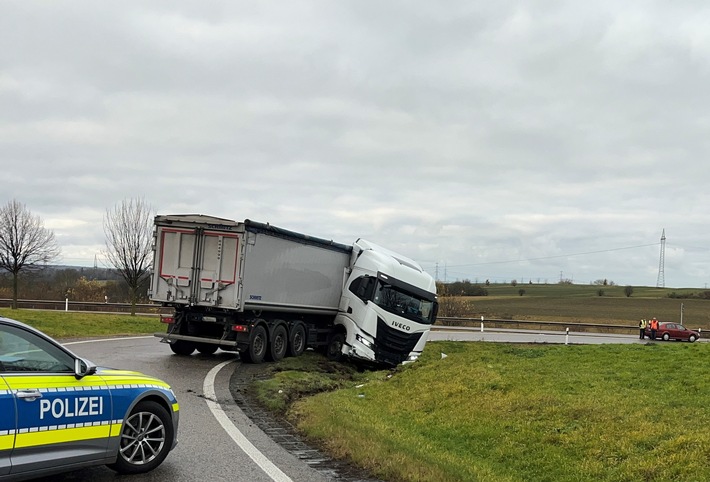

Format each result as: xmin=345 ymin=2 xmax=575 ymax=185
xmin=150 ymin=225 xmax=242 ymax=309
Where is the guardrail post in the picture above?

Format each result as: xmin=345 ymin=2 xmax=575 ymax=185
xmin=65 ymin=298 xmax=69 ymax=312
xmin=565 ymin=327 xmax=569 ymax=345
xmin=480 ymin=316 xmax=484 ymax=332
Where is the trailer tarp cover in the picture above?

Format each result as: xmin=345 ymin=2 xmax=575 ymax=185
xmin=244 ymin=219 xmax=352 ymax=254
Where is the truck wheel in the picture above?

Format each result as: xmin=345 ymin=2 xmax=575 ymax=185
xmin=196 ymin=343 xmax=218 ymax=355
xmin=169 ymin=340 xmax=195 ymax=356
xmin=243 ymin=325 xmax=267 ymax=364
xmin=326 ymin=332 xmax=345 ymax=362
xmin=267 ymin=325 xmax=288 ymax=362
xmin=288 ymin=324 xmax=306 ymax=357
xmin=107 ymin=401 xmax=174 ymax=474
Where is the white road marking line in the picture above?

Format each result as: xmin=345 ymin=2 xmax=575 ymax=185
xmin=204 ymin=360 xmax=293 ymax=482
xmin=62 ymin=337 xmax=291 ymax=480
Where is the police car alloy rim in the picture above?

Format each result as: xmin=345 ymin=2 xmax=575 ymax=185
xmin=119 ymin=408 xmax=167 ymax=465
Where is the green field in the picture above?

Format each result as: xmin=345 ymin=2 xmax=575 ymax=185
xmin=0 ymin=308 xmax=160 ymax=338
xmin=480 ymin=283 xmax=699 ymax=298
xmin=452 ymin=284 xmax=710 ymax=330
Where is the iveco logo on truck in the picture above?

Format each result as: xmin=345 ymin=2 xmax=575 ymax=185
xmin=391 ymin=321 xmax=411 ymax=331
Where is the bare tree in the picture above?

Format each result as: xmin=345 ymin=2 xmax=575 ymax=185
xmin=0 ymin=200 xmax=61 ymax=309
xmin=103 ymin=198 xmax=154 ymax=315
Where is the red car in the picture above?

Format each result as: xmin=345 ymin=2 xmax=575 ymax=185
xmin=645 ymin=322 xmax=700 ymax=342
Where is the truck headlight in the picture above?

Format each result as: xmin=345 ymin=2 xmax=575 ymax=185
xmin=355 ymin=334 xmax=374 ymax=349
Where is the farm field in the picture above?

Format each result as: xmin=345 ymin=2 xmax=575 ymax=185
xmin=451 ymin=284 xmax=710 ymax=330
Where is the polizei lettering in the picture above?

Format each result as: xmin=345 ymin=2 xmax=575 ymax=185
xmin=39 ymin=396 xmax=104 ymax=420
xmin=391 ymin=321 xmax=411 ymax=331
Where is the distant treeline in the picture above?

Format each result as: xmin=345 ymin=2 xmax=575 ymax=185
xmin=437 ymin=280 xmax=488 ymax=297
xmin=667 ymin=291 xmax=710 ymax=300
xmin=0 ymin=266 xmax=150 ymax=303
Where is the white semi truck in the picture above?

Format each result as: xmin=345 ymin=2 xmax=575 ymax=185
xmin=150 ymin=214 xmax=438 ymax=366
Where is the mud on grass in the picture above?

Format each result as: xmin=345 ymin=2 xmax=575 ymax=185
xmin=229 ymin=351 xmax=388 ymax=482
xmin=249 ymin=351 xmax=392 ymax=413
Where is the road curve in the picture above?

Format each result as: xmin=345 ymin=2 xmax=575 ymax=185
xmin=37 ymin=337 xmax=330 ymax=482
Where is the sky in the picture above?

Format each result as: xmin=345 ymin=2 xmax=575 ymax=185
xmin=2 ymin=1 xmax=710 ymax=288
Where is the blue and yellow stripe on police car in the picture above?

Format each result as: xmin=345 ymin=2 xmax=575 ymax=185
xmin=0 ymin=382 xmax=15 ymax=451
xmin=0 ymin=430 xmax=14 ymax=451
xmin=4 ymin=373 xmax=177 ymax=450
xmin=4 ymin=375 xmax=114 ymax=448
xmin=15 ymin=421 xmax=121 ymax=448
xmin=97 ymin=370 xmax=179 ymax=418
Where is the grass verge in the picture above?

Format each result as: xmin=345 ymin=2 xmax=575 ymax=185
xmin=0 ymin=308 xmax=160 ymax=338
xmin=255 ymin=341 xmax=710 ymax=482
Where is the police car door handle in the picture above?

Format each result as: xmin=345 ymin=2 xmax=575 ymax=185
xmin=16 ymin=389 xmax=43 ymax=401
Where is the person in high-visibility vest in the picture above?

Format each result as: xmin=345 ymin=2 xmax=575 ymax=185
xmin=650 ymin=317 xmax=659 ymax=340
xmin=639 ymin=319 xmax=647 ymax=339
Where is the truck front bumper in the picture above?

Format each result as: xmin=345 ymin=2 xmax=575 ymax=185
xmin=347 ymin=333 xmax=421 ymax=367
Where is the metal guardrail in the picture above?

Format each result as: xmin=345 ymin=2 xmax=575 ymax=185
xmin=0 ymin=298 xmax=170 ymax=314
xmin=0 ymin=301 xmax=699 ymax=336
xmin=436 ymin=316 xmax=639 ymax=335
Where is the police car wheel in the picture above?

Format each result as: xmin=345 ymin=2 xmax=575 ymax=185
xmin=108 ymin=401 xmax=174 ymax=474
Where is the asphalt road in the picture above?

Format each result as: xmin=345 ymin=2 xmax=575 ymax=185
xmin=37 ymin=337 xmax=331 ymax=482
xmin=429 ymin=325 xmax=709 ymax=344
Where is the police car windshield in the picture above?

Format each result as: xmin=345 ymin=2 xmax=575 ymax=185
xmin=0 ymin=324 xmax=74 ymax=373
xmin=372 ymin=281 xmax=435 ymax=325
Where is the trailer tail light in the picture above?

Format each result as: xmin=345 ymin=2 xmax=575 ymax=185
xmin=231 ymin=325 xmax=248 ymax=333
xmin=160 ymin=315 xmax=175 ymax=324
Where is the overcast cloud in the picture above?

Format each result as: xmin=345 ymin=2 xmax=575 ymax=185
xmin=2 ymin=1 xmax=710 ymax=288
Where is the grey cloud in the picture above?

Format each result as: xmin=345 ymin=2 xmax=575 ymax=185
xmin=2 ymin=1 xmax=710 ymax=287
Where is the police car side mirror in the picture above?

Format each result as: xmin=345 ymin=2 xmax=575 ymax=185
xmin=74 ymin=358 xmax=97 ymax=380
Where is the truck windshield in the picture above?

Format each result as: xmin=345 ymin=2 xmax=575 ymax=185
xmin=373 ymin=280 xmax=435 ymax=325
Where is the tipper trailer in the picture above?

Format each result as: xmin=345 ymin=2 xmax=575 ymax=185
xmin=150 ymin=214 xmax=438 ymax=366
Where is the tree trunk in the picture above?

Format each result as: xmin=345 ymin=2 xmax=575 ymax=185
xmin=12 ymin=271 xmax=18 ymax=309
xmin=130 ymin=286 xmax=137 ymax=316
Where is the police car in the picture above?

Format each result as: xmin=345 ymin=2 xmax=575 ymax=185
xmin=0 ymin=317 xmax=179 ymax=480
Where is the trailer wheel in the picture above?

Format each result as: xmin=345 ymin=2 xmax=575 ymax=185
xmin=267 ymin=325 xmax=288 ymax=362
xmin=288 ymin=324 xmax=306 ymax=357
xmin=326 ymin=332 xmax=345 ymax=362
xmin=169 ymin=340 xmax=195 ymax=356
xmin=196 ymin=343 xmax=218 ymax=355
xmin=243 ymin=325 xmax=267 ymax=364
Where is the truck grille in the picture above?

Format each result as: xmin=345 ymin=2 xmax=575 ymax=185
xmin=375 ymin=317 xmax=423 ymax=365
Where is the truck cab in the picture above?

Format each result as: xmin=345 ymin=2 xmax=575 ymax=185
xmin=335 ymin=239 xmax=438 ymax=366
